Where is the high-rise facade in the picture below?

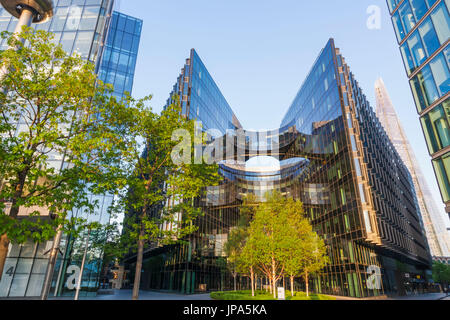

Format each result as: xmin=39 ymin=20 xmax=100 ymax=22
xmin=375 ymin=78 xmax=450 ymax=257
xmin=0 ymin=0 xmax=142 ymax=298
xmin=127 ymin=39 xmax=433 ymax=298
xmin=387 ymin=0 xmax=450 ymax=218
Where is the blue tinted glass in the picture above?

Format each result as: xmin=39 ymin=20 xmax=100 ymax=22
xmin=407 ymin=31 xmax=427 ymax=67
xmin=421 ymin=65 xmax=440 ymax=106
xmin=400 ymin=42 xmax=415 ymax=75
xmin=409 ymin=0 xmax=428 ymax=20
xmin=399 ymin=1 xmax=416 ymax=34
xmin=387 ymin=0 xmax=401 ymax=13
xmin=392 ymin=11 xmax=406 ymax=42
xmin=426 ymin=0 xmax=438 ymax=8
xmin=431 ymin=2 xmax=450 ymax=44
xmin=430 ymin=53 xmax=450 ymax=96
xmin=419 ymin=17 xmax=440 ymax=56
xmin=98 ymin=12 xmax=142 ymax=98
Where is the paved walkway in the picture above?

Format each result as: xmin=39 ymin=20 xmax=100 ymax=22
xmin=92 ymin=290 xmax=212 ymax=301
xmin=318 ymin=293 xmax=448 ymax=301
xmin=390 ymin=293 xmax=448 ymax=300
xmin=49 ymin=290 xmax=449 ymax=301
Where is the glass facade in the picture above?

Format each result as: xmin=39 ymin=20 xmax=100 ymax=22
xmin=127 ymin=39 xmax=432 ymax=298
xmin=388 ymin=0 xmax=450 ymax=215
xmin=0 ymin=1 xmax=142 ymax=298
xmin=98 ymin=11 xmax=142 ymax=99
xmin=166 ymin=49 xmax=243 ymax=135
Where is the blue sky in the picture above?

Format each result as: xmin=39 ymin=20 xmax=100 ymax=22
xmin=118 ymin=0 xmax=450 ymax=226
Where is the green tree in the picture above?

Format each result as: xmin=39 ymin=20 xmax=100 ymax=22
xmin=109 ymin=96 xmax=220 ymax=300
xmin=279 ymin=200 xmax=312 ymax=297
xmin=245 ymin=191 xmax=291 ymax=299
xmin=432 ymin=262 xmax=450 ymax=291
xmin=297 ymin=232 xmax=329 ymax=297
xmin=0 ymin=27 xmax=128 ymax=280
xmin=241 ymin=191 xmax=328 ymax=298
xmin=224 ymin=194 xmax=255 ymax=292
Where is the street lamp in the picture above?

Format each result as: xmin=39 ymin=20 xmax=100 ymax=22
xmin=0 ymin=0 xmax=54 ymax=35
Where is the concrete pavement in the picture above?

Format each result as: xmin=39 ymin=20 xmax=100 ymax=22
xmin=48 ymin=290 xmax=449 ymax=301
xmin=390 ymin=293 xmax=448 ymax=300
xmin=93 ymin=290 xmax=212 ymax=300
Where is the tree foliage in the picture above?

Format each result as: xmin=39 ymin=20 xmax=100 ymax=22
xmin=432 ymin=262 xmax=450 ymax=286
xmin=106 ymin=95 xmax=220 ymax=299
xmin=228 ymin=191 xmax=329 ymax=298
xmin=0 ymin=27 xmax=129 ymax=278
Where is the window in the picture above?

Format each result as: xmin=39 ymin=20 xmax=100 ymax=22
xmin=359 ymin=184 xmax=367 ymax=203
xmin=351 ymin=135 xmax=358 ymax=152
xmin=73 ymin=31 xmax=93 ymax=58
xmin=393 ymin=11 xmax=406 ymax=42
xmin=387 ymin=0 xmax=401 ymax=13
xmin=429 ymin=53 xmax=450 ymax=96
xmin=418 ymin=18 xmax=440 ymax=57
xmin=354 ymin=158 xmax=362 ymax=177
xmin=399 ymin=1 xmax=416 ymax=35
xmin=410 ymin=0 xmax=428 ymax=20
xmin=421 ymin=100 xmax=450 ymax=154
xmin=407 ymin=31 xmax=427 ymax=67
xmin=401 ymin=42 xmax=415 ymax=75
xmin=363 ymin=211 xmax=373 ymax=233
xmin=433 ymin=153 xmax=450 ymax=202
xmin=410 ymin=65 xmax=440 ymax=112
xmin=79 ymin=6 xmax=100 ymax=31
xmin=431 ymin=2 xmax=450 ymax=44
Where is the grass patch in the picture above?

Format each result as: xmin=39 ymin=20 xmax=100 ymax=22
xmin=210 ymin=290 xmax=335 ymax=300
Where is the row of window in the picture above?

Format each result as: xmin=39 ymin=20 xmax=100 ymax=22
xmin=400 ymin=2 xmax=450 ymax=76
xmin=108 ymin=12 xmax=142 ymax=36
xmin=410 ymin=48 xmax=450 ymax=112
xmin=391 ymin=0 xmax=443 ymax=42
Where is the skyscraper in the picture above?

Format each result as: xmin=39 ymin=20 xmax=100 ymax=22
xmin=0 ymin=0 xmax=142 ymax=298
xmin=375 ymin=78 xmax=450 ymax=257
xmin=386 ymin=0 xmax=450 ymax=218
xmin=126 ymin=39 xmax=432 ymax=298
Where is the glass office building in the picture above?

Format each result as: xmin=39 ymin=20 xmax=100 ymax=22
xmin=0 ymin=1 xmax=142 ymax=298
xmin=387 ymin=0 xmax=450 ymax=217
xmin=127 ymin=39 xmax=432 ymax=298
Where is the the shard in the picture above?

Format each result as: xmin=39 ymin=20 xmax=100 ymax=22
xmin=375 ymin=78 xmax=450 ymax=257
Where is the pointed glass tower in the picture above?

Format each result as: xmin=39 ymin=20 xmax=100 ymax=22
xmin=375 ymin=78 xmax=450 ymax=257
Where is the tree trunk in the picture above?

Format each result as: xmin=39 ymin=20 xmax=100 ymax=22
xmin=233 ymin=274 xmax=237 ymax=291
xmin=269 ymin=277 xmax=272 ymax=294
xmin=250 ymin=266 xmax=255 ymax=297
xmin=0 ymin=169 xmax=29 ymax=280
xmin=0 ymin=202 xmax=20 ymax=281
xmin=290 ymin=275 xmax=294 ymax=297
xmin=132 ymin=229 xmax=145 ymax=300
xmin=0 ymin=234 xmax=9 ymax=281
xmin=305 ymin=271 xmax=309 ymax=297
xmin=40 ymin=226 xmax=63 ymax=300
xmin=272 ymin=256 xmax=277 ymax=299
